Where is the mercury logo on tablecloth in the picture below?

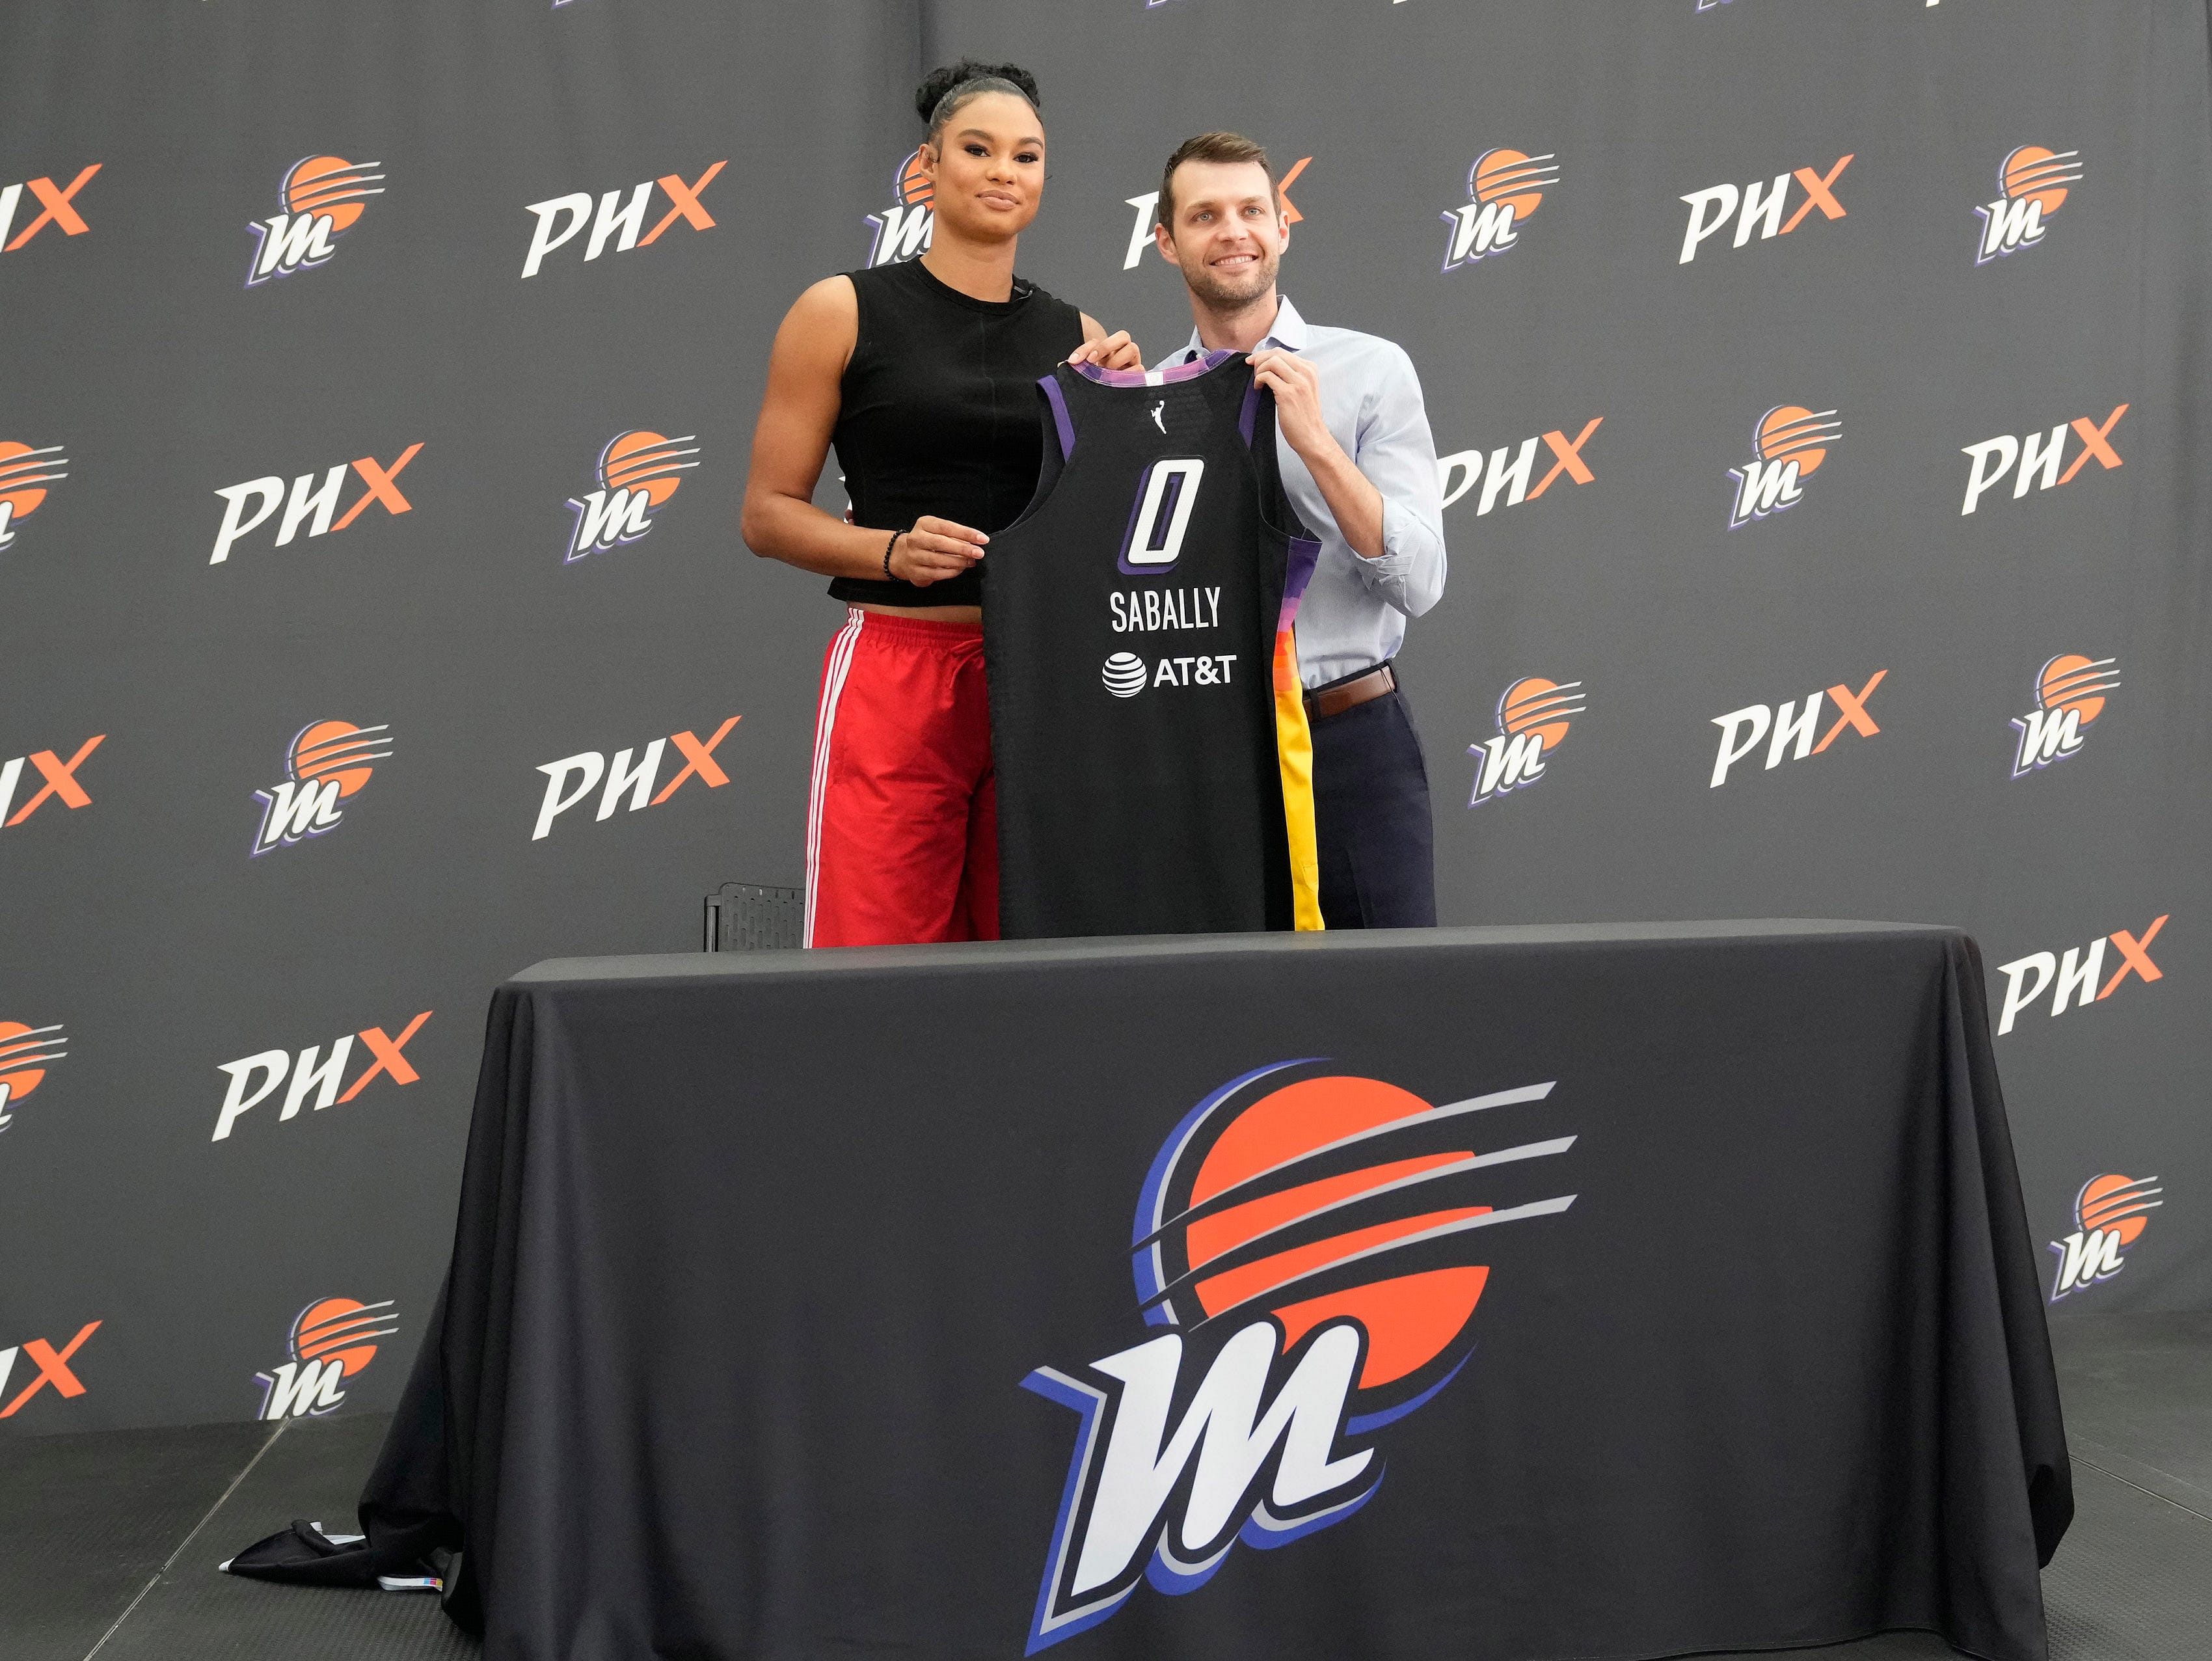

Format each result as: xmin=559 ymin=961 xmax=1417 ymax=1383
xmin=1021 ymin=1062 xmax=1578 ymax=1651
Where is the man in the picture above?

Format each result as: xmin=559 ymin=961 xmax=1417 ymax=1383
xmin=1151 ymin=131 xmax=1448 ymax=928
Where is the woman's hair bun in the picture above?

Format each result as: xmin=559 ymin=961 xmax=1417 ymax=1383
xmin=915 ymin=59 xmax=1041 ymax=126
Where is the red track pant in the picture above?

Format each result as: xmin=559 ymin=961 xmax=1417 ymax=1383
xmin=804 ymin=609 xmax=998 ymax=947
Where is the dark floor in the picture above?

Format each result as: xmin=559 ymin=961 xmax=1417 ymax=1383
xmin=4 ymin=1314 xmax=2206 ymax=1660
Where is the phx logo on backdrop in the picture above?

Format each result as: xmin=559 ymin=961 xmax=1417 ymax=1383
xmin=0 ymin=163 xmax=101 ymax=257
xmin=1 ymin=734 xmax=103 ymax=833
xmin=522 ymin=159 xmax=725 ymax=278
xmin=244 ymin=155 xmax=384 ymax=287
xmin=0 ymin=439 xmax=69 ymax=553
xmin=1023 ymin=1061 xmax=1578 ymax=1650
xmin=1679 ymin=153 xmax=1852 ymax=264
xmin=250 ymin=721 xmax=393 ymax=856
xmin=0 ymin=1318 xmax=101 ymax=1422
xmin=563 ymin=431 xmax=701 ymax=561
xmin=1973 ymin=145 xmax=2082 ymax=265
xmin=1468 ymin=678 xmax=1585 ymax=806
xmin=254 ymin=1299 xmax=398 ymax=1420
xmin=1995 ymin=915 xmax=2168 ymax=1035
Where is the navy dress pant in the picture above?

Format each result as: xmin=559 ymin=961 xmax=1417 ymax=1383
xmin=1310 ymin=677 xmax=1438 ymax=929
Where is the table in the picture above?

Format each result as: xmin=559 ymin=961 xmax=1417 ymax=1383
xmin=352 ymin=923 xmax=2071 ymax=1660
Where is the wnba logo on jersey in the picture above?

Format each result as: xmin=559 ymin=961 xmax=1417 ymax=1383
xmin=1440 ymin=149 xmax=1559 ymax=270
xmin=1727 ymin=405 xmax=1840 ymax=527
xmin=251 ymin=721 xmax=394 ymax=856
xmin=0 ymin=439 xmax=68 ymax=552
xmin=865 ymin=150 xmax=934 ymax=267
xmin=563 ymin=430 xmax=699 ymax=561
xmin=2010 ymin=653 xmax=2118 ymax=778
xmin=1468 ymin=678 xmax=1585 ymax=806
xmin=1022 ymin=1062 xmax=1578 ymax=1651
xmin=2050 ymin=1174 xmax=2161 ymax=1301
xmin=245 ymin=155 xmax=384 ymax=287
xmin=1975 ymin=146 xmax=2083 ymax=265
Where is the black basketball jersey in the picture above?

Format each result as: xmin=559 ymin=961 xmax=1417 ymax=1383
xmin=986 ymin=351 xmax=1323 ymax=939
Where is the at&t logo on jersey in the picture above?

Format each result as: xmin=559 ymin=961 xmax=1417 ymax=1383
xmin=564 ymin=430 xmax=700 ymax=561
xmin=244 ymin=155 xmax=384 ymax=288
xmin=1023 ymin=1062 xmax=1578 ymax=1651
xmin=1995 ymin=914 xmax=2167 ymax=1035
xmin=1468 ymin=678 xmax=1584 ymax=806
xmin=520 ymin=159 xmax=725 ymax=279
xmin=254 ymin=1298 xmax=398 ymax=1420
xmin=0 ymin=439 xmax=69 ymax=553
xmin=0 ymin=1020 xmax=68 ymax=1134
xmin=0 ymin=163 xmax=101 ymax=257
xmin=2049 ymin=1174 xmax=2161 ymax=1300
xmin=1974 ymin=146 xmax=2083 ymax=265
xmin=1440 ymin=149 xmax=1559 ymax=270
xmin=2010 ymin=653 xmax=2119 ymax=778
xmin=1679 ymin=153 xmax=1852 ymax=263
xmin=250 ymin=721 xmax=393 ymax=856
xmin=1727 ymin=404 xmax=1840 ymax=528
xmin=866 ymin=150 xmax=934 ymax=268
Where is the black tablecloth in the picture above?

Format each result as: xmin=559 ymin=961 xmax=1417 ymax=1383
xmin=345 ymin=923 xmax=2070 ymax=1661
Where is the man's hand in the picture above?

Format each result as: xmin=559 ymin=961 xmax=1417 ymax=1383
xmin=1068 ymin=330 xmax=1144 ymax=371
xmin=890 ymin=515 xmax=988 ymax=586
xmin=1250 ymin=347 xmax=1340 ymax=467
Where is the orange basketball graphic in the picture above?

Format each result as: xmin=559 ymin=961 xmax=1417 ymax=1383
xmin=2076 ymin=1174 xmax=2161 ymax=1246
xmin=1137 ymin=1062 xmax=1575 ymax=1420
xmin=289 ymin=1297 xmax=400 ymax=1378
xmin=1470 ymin=148 xmax=1558 ymax=220
xmin=1755 ymin=405 xmax=1841 ymax=476
xmin=2036 ymin=654 xmax=2120 ymax=727
xmin=0 ymin=440 xmax=68 ymax=520
xmin=598 ymin=431 xmax=699 ymax=506
xmin=1499 ymin=677 xmax=1585 ymax=752
xmin=288 ymin=721 xmax=392 ymax=798
xmin=897 ymin=149 xmax=934 ymax=208
xmin=282 ymin=155 xmax=384 ymax=230
xmin=2001 ymin=145 xmax=2080 ymax=217
xmin=0 ymin=1021 xmax=68 ymax=1103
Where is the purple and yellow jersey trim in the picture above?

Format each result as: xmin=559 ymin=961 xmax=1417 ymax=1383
xmin=1275 ymin=534 xmax=1323 ymax=931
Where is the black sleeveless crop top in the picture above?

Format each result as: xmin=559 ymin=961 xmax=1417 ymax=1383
xmin=828 ymin=258 xmax=1086 ymax=608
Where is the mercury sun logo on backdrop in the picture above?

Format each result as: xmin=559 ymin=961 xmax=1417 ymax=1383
xmin=563 ymin=430 xmax=701 ymax=561
xmin=0 ymin=440 xmax=69 ymax=552
xmin=1440 ymin=149 xmax=1559 ymax=270
xmin=0 ymin=163 xmax=101 ymax=256
xmin=254 ymin=1299 xmax=398 ymax=1420
xmin=1469 ymin=678 xmax=1585 ymax=805
xmin=250 ymin=722 xmax=393 ymax=856
xmin=866 ymin=150 xmax=936 ymax=267
xmin=2010 ymin=653 xmax=2119 ymax=778
xmin=2049 ymin=1174 xmax=2162 ymax=1301
xmin=1727 ymin=405 xmax=1840 ymax=527
xmin=1022 ymin=1061 xmax=1578 ymax=1651
xmin=243 ymin=155 xmax=384 ymax=288
xmin=0 ymin=1020 xmax=68 ymax=1134
xmin=1973 ymin=146 xmax=2082 ymax=265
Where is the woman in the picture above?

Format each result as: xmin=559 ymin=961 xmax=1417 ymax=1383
xmin=741 ymin=61 xmax=1141 ymax=947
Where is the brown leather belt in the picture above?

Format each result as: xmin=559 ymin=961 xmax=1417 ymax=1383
xmin=1304 ymin=662 xmax=1396 ymax=721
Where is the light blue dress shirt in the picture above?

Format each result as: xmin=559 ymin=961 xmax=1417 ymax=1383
xmin=1161 ymin=297 xmax=1448 ymax=689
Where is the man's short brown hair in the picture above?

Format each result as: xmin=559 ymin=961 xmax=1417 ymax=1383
xmin=1160 ymin=131 xmax=1277 ymax=228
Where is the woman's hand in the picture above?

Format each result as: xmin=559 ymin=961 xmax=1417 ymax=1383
xmin=1068 ymin=329 xmax=1144 ymax=372
xmin=890 ymin=515 xmax=989 ymax=586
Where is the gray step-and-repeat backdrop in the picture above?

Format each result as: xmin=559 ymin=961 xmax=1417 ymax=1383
xmin=3 ymin=0 xmax=2205 ymax=1434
